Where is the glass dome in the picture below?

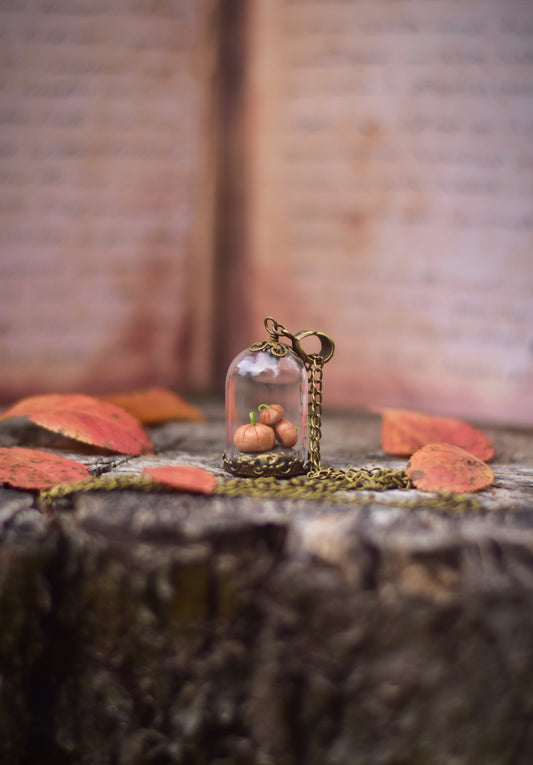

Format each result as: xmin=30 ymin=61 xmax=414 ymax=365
xmin=224 ymin=345 xmax=308 ymax=477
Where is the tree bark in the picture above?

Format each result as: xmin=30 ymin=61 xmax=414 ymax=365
xmin=1 ymin=410 xmax=533 ymax=764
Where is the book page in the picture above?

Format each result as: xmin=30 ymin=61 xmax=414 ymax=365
xmin=243 ymin=0 xmax=533 ymax=426
xmin=0 ymin=0 xmax=215 ymax=400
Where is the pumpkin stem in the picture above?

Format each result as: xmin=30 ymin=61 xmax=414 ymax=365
xmin=258 ymin=404 xmax=269 ymax=411
xmin=249 ymin=411 xmax=256 ymax=426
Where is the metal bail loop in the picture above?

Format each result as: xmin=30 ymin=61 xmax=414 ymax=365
xmin=264 ymin=316 xmax=282 ymax=342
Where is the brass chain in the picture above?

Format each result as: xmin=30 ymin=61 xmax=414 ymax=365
xmin=306 ymin=355 xmax=324 ymax=472
xmin=38 ymin=467 xmax=483 ymax=514
xmin=39 ymin=473 xmax=161 ymax=505
xmin=214 ymin=473 xmax=484 ymax=513
xmin=216 ymin=466 xmax=410 ymax=501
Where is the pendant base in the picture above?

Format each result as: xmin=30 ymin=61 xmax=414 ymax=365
xmin=223 ymin=450 xmax=306 ymax=478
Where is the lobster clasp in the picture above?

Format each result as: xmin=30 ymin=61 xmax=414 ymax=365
xmin=290 ymin=330 xmax=335 ymax=365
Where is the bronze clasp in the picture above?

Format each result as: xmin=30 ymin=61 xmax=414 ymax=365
xmin=291 ymin=330 xmax=335 ymax=365
xmin=262 ymin=316 xmax=335 ymax=365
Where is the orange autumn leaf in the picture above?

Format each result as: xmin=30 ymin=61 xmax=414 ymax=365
xmin=381 ymin=408 xmax=495 ymax=461
xmin=0 ymin=447 xmax=91 ymax=490
xmin=101 ymin=387 xmax=205 ymax=425
xmin=142 ymin=465 xmax=217 ymax=495
xmin=406 ymin=443 xmax=494 ymax=493
xmin=0 ymin=394 xmax=153 ymax=456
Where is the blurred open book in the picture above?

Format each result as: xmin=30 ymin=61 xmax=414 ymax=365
xmin=1 ymin=0 xmax=532 ymax=426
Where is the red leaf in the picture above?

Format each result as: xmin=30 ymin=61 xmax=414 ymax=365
xmin=0 ymin=447 xmax=91 ymax=490
xmin=0 ymin=394 xmax=153 ymax=455
xmin=142 ymin=465 xmax=217 ymax=495
xmin=381 ymin=408 xmax=494 ymax=461
xmin=101 ymin=387 xmax=205 ymax=424
xmin=406 ymin=443 xmax=494 ymax=493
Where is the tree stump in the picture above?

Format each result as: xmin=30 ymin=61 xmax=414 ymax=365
xmin=1 ymin=409 xmax=533 ymax=764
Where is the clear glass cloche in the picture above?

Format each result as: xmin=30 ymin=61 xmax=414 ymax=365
xmin=223 ymin=336 xmax=309 ymax=477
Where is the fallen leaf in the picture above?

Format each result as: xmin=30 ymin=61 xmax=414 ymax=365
xmin=142 ymin=465 xmax=217 ymax=494
xmin=381 ymin=408 xmax=494 ymax=461
xmin=101 ymin=387 xmax=205 ymax=424
xmin=0 ymin=447 xmax=91 ymax=490
xmin=0 ymin=394 xmax=153 ymax=455
xmin=406 ymin=443 xmax=494 ymax=493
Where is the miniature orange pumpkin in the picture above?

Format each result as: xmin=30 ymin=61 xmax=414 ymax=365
xmin=233 ymin=412 xmax=276 ymax=453
xmin=275 ymin=418 xmax=298 ymax=448
xmin=258 ymin=403 xmax=284 ymax=426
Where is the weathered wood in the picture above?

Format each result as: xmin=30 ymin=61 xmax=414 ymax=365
xmin=0 ymin=490 xmax=59 ymax=764
xmin=1 ymin=408 xmax=533 ymax=764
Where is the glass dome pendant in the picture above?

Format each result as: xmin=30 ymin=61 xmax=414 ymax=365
xmin=223 ymin=317 xmax=335 ymax=477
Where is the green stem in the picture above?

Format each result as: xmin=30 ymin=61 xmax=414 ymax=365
xmin=258 ymin=404 xmax=269 ymax=411
xmin=249 ymin=411 xmax=256 ymax=425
